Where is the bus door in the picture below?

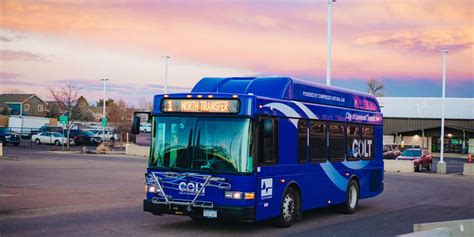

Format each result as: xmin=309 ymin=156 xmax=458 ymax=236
xmin=255 ymin=118 xmax=281 ymax=221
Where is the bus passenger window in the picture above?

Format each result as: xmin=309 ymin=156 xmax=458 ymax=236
xmin=259 ymin=119 xmax=278 ymax=164
xmin=329 ymin=123 xmax=345 ymax=162
xmin=298 ymin=120 xmax=308 ymax=163
xmin=346 ymin=125 xmax=361 ymax=161
xmin=310 ymin=121 xmax=327 ymax=162
xmin=362 ymin=126 xmax=374 ymax=160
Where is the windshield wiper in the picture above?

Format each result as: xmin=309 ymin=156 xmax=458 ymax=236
xmin=169 ymin=129 xmax=193 ymax=170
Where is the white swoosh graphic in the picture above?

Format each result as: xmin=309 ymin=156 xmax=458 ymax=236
xmin=263 ymin=102 xmax=300 ymax=127
xmin=294 ymin=101 xmax=318 ymax=119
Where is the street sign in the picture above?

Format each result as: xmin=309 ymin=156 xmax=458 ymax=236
xmin=59 ymin=115 xmax=68 ymax=125
xmin=101 ymin=117 xmax=107 ymax=127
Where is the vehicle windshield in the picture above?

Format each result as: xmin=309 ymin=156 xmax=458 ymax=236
xmin=149 ymin=116 xmax=253 ymax=173
xmin=52 ymin=133 xmax=63 ymax=137
xmin=401 ymin=149 xmax=421 ymax=157
xmin=85 ymin=131 xmax=95 ymax=136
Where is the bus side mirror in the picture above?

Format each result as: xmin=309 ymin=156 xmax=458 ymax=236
xmin=131 ymin=116 xmax=140 ymax=134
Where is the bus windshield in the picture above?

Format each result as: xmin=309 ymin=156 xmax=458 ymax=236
xmin=149 ymin=116 xmax=253 ymax=173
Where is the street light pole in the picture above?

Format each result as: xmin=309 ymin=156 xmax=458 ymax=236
xmin=326 ymin=0 xmax=335 ymax=86
xmin=437 ymin=49 xmax=448 ymax=173
xmin=162 ymin=56 xmax=170 ymax=93
xmin=101 ymin=78 xmax=109 ymax=142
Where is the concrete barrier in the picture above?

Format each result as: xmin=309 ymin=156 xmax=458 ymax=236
xmin=125 ymin=144 xmax=149 ymax=157
xmin=399 ymin=218 xmax=474 ymax=236
xmin=384 ymin=160 xmax=414 ymax=173
xmin=398 ymin=228 xmax=451 ymax=237
xmin=463 ymin=163 xmax=474 ymax=176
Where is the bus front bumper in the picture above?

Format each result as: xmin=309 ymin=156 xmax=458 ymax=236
xmin=143 ymin=199 xmax=255 ymax=222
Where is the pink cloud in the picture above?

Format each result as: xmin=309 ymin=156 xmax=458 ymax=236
xmin=0 ymin=50 xmax=48 ymax=61
xmin=0 ymin=0 xmax=472 ymax=84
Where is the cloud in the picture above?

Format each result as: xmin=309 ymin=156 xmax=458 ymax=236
xmin=0 ymin=72 xmax=21 ymax=80
xmin=356 ymin=28 xmax=474 ymax=53
xmin=0 ymin=50 xmax=49 ymax=61
xmin=0 ymin=35 xmax=14 ymax=42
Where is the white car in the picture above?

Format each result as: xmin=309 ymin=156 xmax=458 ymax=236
xmin=91 ymin=130 xmax=118 ymax=142
xmin=32 ymin=132 xmax=75 ymax=146
xmin=139 ymin=123 xmax=152 ymax=133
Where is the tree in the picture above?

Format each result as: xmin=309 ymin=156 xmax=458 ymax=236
xmin=46 ymin=102 xmax=61 ymax=118
xmin=48 ymin=84 xmax=81 ymax=150
xmin=367 ymin=79 xmax=384 ymax=97
xmin=71 ymin=96 xmax=94 ymax=121
xmin=1 ymin=106 xmax=10 ymax=115
xmin=96 ymin=98 xmax=115 ymax=107
xmin=107 ymin=99 xmax=132 ymax=144
xmin=138 ymin=97 xmax=153 ymax=111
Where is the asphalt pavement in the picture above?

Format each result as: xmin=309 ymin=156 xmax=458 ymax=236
xmin=0 ymin=147 xmax=473 ymax=237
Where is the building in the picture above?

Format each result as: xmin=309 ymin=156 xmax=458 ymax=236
xmin=378 ymin=97 xmax=474 ymax=154
xmin=0 ymin=94 xmax=48 ymax=117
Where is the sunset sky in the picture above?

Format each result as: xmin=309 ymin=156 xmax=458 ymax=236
xmin=1 ymin=0 xmax=473 ymax=105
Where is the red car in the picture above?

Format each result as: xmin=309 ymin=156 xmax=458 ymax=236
xmin=397 ymin=148 xmax=432 ymax=172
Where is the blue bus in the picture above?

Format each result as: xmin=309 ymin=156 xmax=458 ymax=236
xmin=134 ymin=77 xmax=383 ymax=227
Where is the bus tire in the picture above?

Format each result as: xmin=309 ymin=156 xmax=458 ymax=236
xmin=343 ymin=179 xmax=359 ymax=214
xmin=275 ymin=187 xmax=298 ymax=228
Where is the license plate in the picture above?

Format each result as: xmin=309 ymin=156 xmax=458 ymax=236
xmin=203 ymin=209 xmax=217 ymax=218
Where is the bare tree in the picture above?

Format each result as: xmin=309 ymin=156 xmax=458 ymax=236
xmin=107 ymin=99 xmax=133 ymax=145
xmin=367 ymin=79 xmax=384 ymax=97
xmin=3 ymin=89 xmax=25 ymax=94
xmin=49 ymin=84 xmax=81 ymax=149
xmin=138 ymin=97 xmax=153 ymax=111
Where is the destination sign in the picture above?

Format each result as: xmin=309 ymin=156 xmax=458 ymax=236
xmin=161 ymin=99 xmax=239 ymax=113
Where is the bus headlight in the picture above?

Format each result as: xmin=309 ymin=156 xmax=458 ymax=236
xmin=146 ymin=185 xmax=160 ymax=193
xmin=224 ymin=191 xmax=242 ymax=200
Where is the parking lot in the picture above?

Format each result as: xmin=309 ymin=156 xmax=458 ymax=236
xmin=1 ymin=146 xmax=473 ymax=237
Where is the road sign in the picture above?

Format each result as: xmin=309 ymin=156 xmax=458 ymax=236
xmin=101 ymin=117 xmax=107 ymax=127
xmin=59 ymin=115 xmax=68 ymax=125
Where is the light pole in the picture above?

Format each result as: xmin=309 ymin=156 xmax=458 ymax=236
xmin=326 ymin=0 xmax=335 ymax=86
xmin=437 ymin=49 xmax=448 ymax=174
xmin=101 ymin=78 xmax=109 ymax=142
xmin=162 ymin=56 xmax=170 ymax=93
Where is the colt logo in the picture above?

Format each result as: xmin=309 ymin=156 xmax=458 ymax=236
xmin=352 ymin=139 xmax=373 ymax=158
xmin=178 ymin=181 xmax=205 ymax=194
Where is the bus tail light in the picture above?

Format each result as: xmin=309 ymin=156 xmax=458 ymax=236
xmin=224 ymin=191 xmax=242 ymax=200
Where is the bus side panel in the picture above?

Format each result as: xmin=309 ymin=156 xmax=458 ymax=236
xmin=359 ymin=125 xmax=384 ymax=199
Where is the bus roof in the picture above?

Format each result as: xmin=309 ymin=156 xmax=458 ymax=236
xmin=191 ymin=77 xmax=380 ymax=112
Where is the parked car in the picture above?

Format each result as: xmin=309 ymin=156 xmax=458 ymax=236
xmin=396 ymin=148 xmax=432 ymax=172
xmin=32 ymin=125 xmax=63 ymax=135
xmin=0 ymin=128 xmax=21 ymax=146
xmin=140 ymin=123 xmax=152 ymax=133
xmin=383 ymin=144 xmax=401 ymax=159
xmin=31 ymin=132 xmax=74 ymax=146
xmin=68 ymin=129 xmax=101 ymax=145
xmin=90 ymin=130 xmax=118 ymax=142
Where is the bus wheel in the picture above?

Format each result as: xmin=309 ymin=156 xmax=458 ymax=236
xmin=344 ymin=180 xmax=359 ymax=214
xmin=276 ymin=187 xmax=298 ymax=228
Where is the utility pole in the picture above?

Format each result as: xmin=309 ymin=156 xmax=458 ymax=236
xmin=326 ymin=0 xmax=335 ymax=86
xmin=162 ymin=56 xmax=170 ymax=93
xmin=437 ymin=49 xmax=448 ymax=174
xmin=101 ymin=78 xmax=109 ymax=142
